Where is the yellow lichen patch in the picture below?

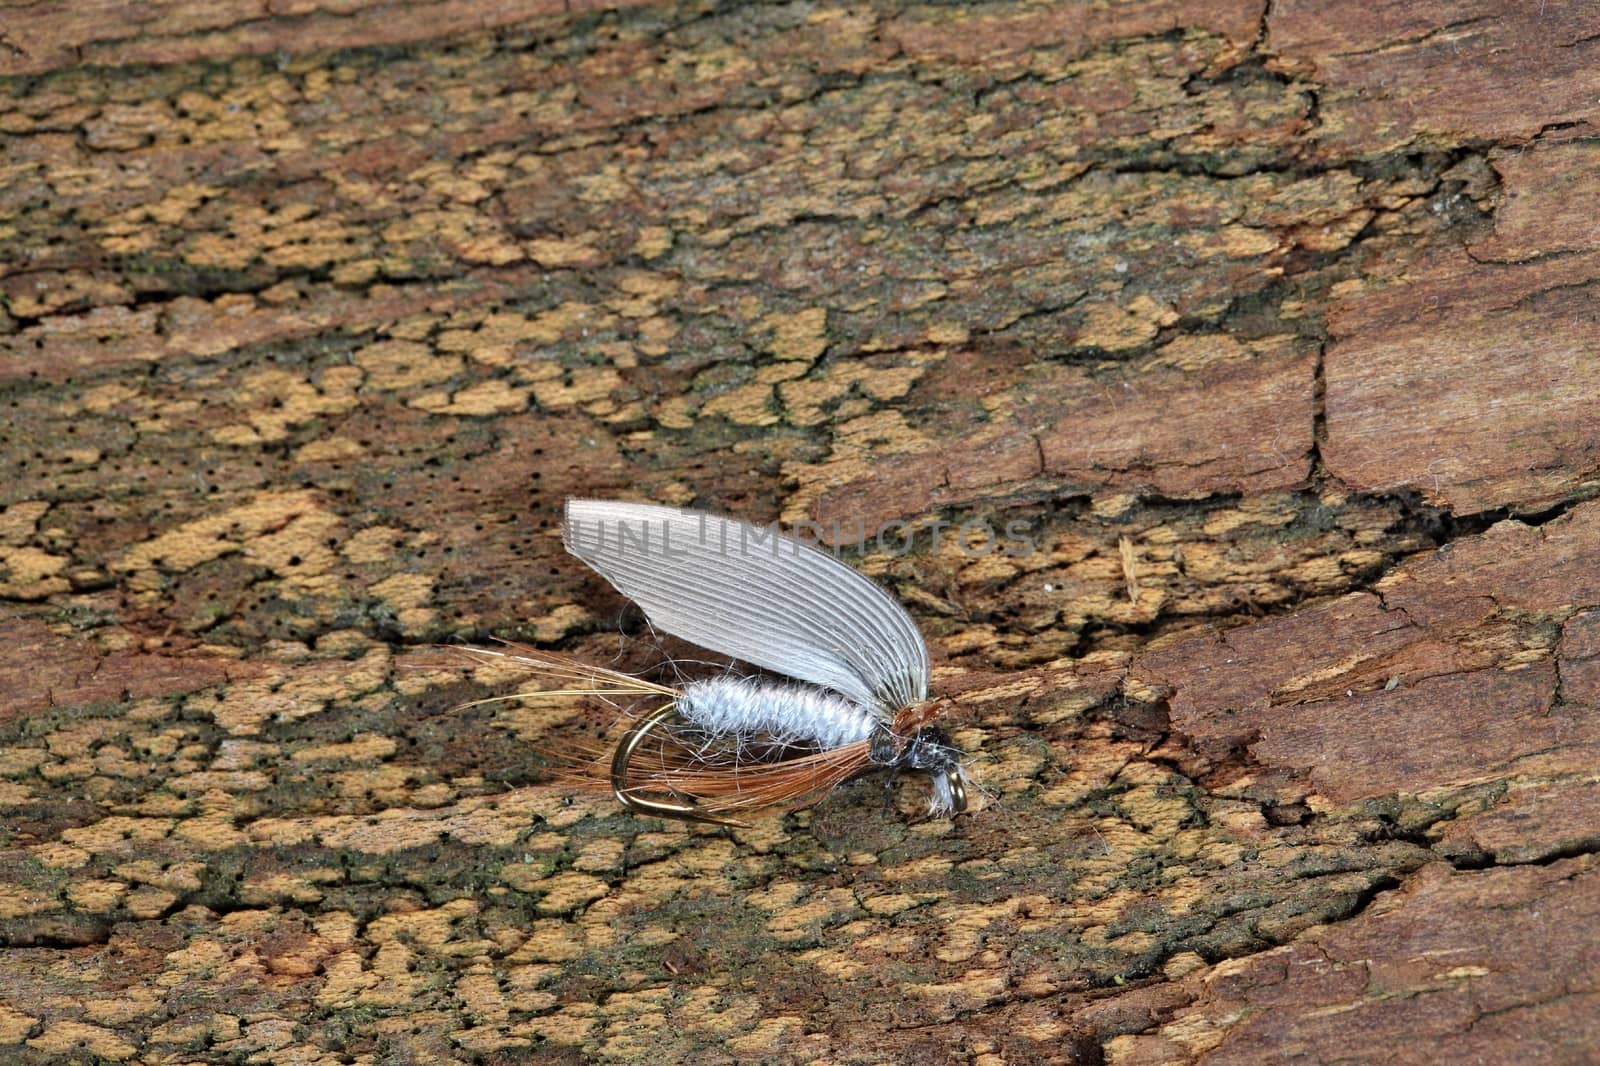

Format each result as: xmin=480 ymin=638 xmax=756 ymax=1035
xmin=805 ymin=928 xmax=921 ymax=981
xmin=168 ymin=810 xmax=248 ymax=849
xmin=607 ymin=289 xmax=666 ymax=321
xmin=260 ymin=789 xmax=539 ymax=855
xmin=196 ymin=648 xmax=389 ymax=734
xmin=910 ymin=969 xmax=1009 ymax=1012
xmin=331 ymin=764 xmax=416 ymax=802
xmin=742 ymin=879 xmax=807 ymax=913
xmin=498 ymin=862 xmax=559 ymax=896
xmin=245 ymin=507 xmax=344 ymax=584
xmin=457 ymin=1012 xmax=531 ymax=1047
xmin=505 ymin=920 xmax=585 ymax=963
xmin=592 ymin=987 xmax=675 ymax=1061
xmin=1176 ymin=541 xmax=1286 ymax=587
xmin=354 ymin=339 xmax=464 ymax=391
xmin=450 ymin=227 xmax=525 ymax=266
xmin=500 ymin=965 xmax=558 ymax=1013
xmin=112 ymin=859 xmax=205 ymax=892
xmin=619 ymin=269 xmax=681 ymax=303
xmin=652 ymin=393 xmax=700 ymax=429
xmin=64 ymin=879 xmax=128 ymax=912
xmin=0 ymin=885 xmax=55 ymax=921
xmin=532 ymin=872 xmax=610 ymax=914
xmin=29 ymin=842 xmax=89 ymax=869
xmin=754 ymin=360 xmax=812 ymax=385
xmin=650 ymin=835 xmax=741 ymax=881
xmin=1076 ymin=294 xmax=1173 ymax=351
xmin=59 ymin=816 xmax=174 ymax=853
xmin=341 ymin=525 xmax=410 ymax=565
xmin=262 ymin=227 xmax=361 ymax=271
xmin=635 ymin=311 xmax=679 ymax=354
xmin=699 ymin=381 xmax=779 ymax=425
xmin=630 ymin=225 xmax=674 ymax=259
xmin=1294 ymin=210 xmax=1374 ymax=254
xmin=779 ymin=407 xmax=936 ymax=522
xmin=452 ymin=303 xmax=605 ymax=357
xmin=926 ymin=321 xmax=970 ymax=345
xmin=525 ymin=235 xmax=603 ymax=267
xmin=432 ymin=313 xmax=528 ymax=365
xmin=159 ymin=935 xmax=231 ymax=981
xmin=1152 ymin=332 xmax=1253 ymax=372
xmin=829 ymin=408 xmax=931 ymax=461
xmin=292 ymin=733 xmax=398 ymax=764
xmin=125 ymin=885 xmax=180 ymax=918
xmin=928 ymin=898 xmax=1026 ymax=963
xmin=0 ymin=545 xmax=70 ymax=599
xmin=239 ymin=871 xmax=329 ymax=906
xmin=761 ymin=307 xmax=830 ymax=362
xmin=516 ymin=1005 xmax=596 ymax=1047
xmin=526 ymin=364 xmax=625 ymax=409
xmin=308 ymin=630 xmax=374 ymax=665
xmin=315 ymin=952 xmax=376 ymax=1008
xmin=140 ymin=181 xmax=223 ymax=226
xmin=571 ymin=838 xmax=626 ymax=874
xmin=410 ymin=160 xmax=491 ymax=204
xmin=859 ymin=891 xmax=925 ymax=916
xmin=409 ymin=378 xmax=528 ymax=416
xmin=728 ymin=1016 xmax=808 ymax=1056
xmin=368 ymin=898 xmax=481 ymax=952
xmin=630 ymin=925 xmax=678 ymax=948
xmin=1150 ymin=1004 xmax=1240 ymax=1057
xmin=879 ymin=853 xmax=954 ymax=884
xmin=457 ymin=971 xmax=511 ymax=1028
xmin=0 ymin=1005 xmax=38 ymax=1045
xmin=26 ymin=1021 xmax=137 ymax=1062
xmin=146 ymin=1011 xmax=242 ymax=1049
xmin=1197 ymin=495 xmax=1299 ymax=537
xmin=6 ymin=271 xmax=131 ymax=319
xmin=362 ymin=941 xmax=426 ymax=1007
xmin=113 ymin=490 xmax=330 ymax=575
xmin=0 ymin=500 xmax=50 ymax=543
xmin=1207 ymin=223 xmax=1281 ymax=258
xmin=264 ymin=932 xmax=345 ymax=978
xmin=380 ymin=205 xmax=499 ymax=257
xmin=369 ymin=570 xmax=435 ymax=613
xmin=183 ymin=231 xmax=259 ymax=270
xmin=776 ymin=359 xmax=930 ymax=427
xmin=488 ymin=602 xmax=590 ymax=645
xmin=209 ymin=424 xmax=263 ymax=446
xmin=294 ymin=436 xmax=368 ymax=462
xmin=762 ymin=886 xmax=860 ymax=942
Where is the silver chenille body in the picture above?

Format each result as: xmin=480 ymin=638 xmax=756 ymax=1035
xmin=677 ymin=677 xmax=878 ymax=751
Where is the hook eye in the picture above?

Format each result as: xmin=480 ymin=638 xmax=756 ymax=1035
xmin=947 ymin=770 xmax=967 ymax=813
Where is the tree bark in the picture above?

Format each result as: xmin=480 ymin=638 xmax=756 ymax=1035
xmin=2 ymin=2 xmax=1597 ymax=1063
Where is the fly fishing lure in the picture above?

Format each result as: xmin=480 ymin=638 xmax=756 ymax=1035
xmin=475 ymin=498 xmax=970 ymax=824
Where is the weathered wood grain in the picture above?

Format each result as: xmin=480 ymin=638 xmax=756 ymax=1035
xmin=2 ymin=1 xmax=1597 ymax=1063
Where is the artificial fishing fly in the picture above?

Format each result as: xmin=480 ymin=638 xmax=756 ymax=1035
xmin=469 ymin=499 xmax=971 ymax=825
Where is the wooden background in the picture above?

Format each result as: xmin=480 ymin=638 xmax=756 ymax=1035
xmin=3 ymin=1 xmax=1598 ymax=1063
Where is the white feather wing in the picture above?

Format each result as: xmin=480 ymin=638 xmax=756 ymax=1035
xmin=563 ymin=499 xmax=929 ymax=713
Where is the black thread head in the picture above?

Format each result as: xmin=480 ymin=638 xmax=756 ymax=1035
xmin=869 ymin=724 xmax=968 ymax=814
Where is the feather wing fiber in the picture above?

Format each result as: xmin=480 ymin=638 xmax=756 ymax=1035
xmin=563 ymin=499 xmax=929 ymax=712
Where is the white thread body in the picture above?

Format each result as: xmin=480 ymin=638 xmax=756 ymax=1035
xmin=677 ymin=677 xmax=878 ymax=751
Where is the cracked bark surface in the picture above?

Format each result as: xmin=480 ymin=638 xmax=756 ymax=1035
xmin=2 ymin=2 xmax=1598 ymax=1063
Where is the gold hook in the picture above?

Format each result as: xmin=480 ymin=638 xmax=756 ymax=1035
xmin=610 ymin=704 xmax=746 ymax=827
